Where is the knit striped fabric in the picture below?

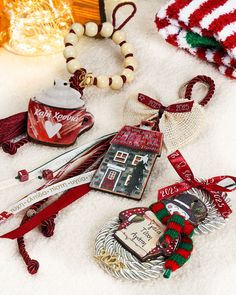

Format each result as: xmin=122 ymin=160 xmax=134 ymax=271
xmin=150 ymin=201 xmax=195 ymax=278
xmin=156 ymin=0 xmax=236 ymax=79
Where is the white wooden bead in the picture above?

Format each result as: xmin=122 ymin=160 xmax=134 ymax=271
xmin=112 ymin=30 xmax=126 ymax=45
xmin=100 ymin=22 xmax=114 ymax=38
xmin=97 ymin=75 xmax=109 ymax=88
xmin=110 ymin=75 xmax=123 ymax=90
xmin=121 ymin=43 xmax=134 ymax=56
xmin=124 ymin=57 xmax=137 ymax=70
xmin=71 ymin=23 xmax=84 ymax=38
xmin=67 ymin=59 xmax=80 ymax=74
xmin=85 ymin=22 xmax=98 ymax=37
xmin=64 ymin=33 xmax=78 ymax=45
xmin=63 ymin=46 xmax=76 ymax=59
xmin=122 ymin=69 xmax=134 ymax=83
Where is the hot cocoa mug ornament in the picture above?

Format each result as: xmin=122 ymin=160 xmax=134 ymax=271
xmin=95 ymin=150 xmax=236 ymax=280
xmin=27 ymin=79 xmax=93 ymax=146
xmin=0 ymin=79 xmax=94 ymax=153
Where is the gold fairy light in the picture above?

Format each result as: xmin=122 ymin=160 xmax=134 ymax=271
xmin=4 ymin=0 xmax=74 ymax=56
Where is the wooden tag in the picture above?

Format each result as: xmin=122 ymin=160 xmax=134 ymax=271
xmin=90 ymin=126 xmax=163 ymax=200
xmin=114 ymin=208 xmax=166 ymax=261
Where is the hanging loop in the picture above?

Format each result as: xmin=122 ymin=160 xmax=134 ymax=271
xmin=112 ymin=1 xmax=137 ymax=31
xmin=179 ymin=75 xmax=215 ymax=107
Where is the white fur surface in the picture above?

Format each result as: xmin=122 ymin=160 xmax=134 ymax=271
xmin=0 ymin=1 xmax=235 ymax=294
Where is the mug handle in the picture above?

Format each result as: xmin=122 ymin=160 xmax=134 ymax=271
xmin=80 ymin=112 xmax=94 ymax=133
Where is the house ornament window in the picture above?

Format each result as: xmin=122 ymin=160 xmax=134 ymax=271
xmin=114 ymin=151 xmax=129 ymax=163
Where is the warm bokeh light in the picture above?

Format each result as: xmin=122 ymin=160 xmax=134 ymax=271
xmin=0 ymin=0 xmax=9 ymax=45
xmin=4 ymin=0 xmax=73 ymax=56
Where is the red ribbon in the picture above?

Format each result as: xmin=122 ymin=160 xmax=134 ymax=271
xmin=138 ymin=93 xmax=194 ymax=113
xmin=0 ymin=184 xmax=91 ymax=240
xmin=158 ymin=150 xmax=236 ymax=218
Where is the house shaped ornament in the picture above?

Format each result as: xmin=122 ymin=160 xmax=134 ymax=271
xmin=90 ymin=123 xmax=163 ymax=200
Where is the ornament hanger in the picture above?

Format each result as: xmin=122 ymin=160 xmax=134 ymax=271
xmin=64 ymin=2 xmax=137 ymax=92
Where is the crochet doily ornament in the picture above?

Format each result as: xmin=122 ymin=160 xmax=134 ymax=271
xmin=94 ymin=187 xmax=231 ymax=281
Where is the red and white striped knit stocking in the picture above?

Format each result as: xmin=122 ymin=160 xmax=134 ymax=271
xmin=156 ymin=0 xmax=236 ymax=79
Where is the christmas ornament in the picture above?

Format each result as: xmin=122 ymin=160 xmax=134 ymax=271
xmin=124 ymin=75 xmax=215 ymax=151
xmin=90 ymin=123 xmax=163 ymax=200
xmin=27 ymin=79 xmax=94 ymax=146
xmin=4 ymin=0 xmax=73 ymax=56
xmin=1 ymin=79 xmax=93 ymax=153
xmin=156 ymin=0 xmax=236 ymax=79
xmin=64 ymin=1 xmax=137 ymax=91
xmin=95 ymin=150 xmax=236 ymax=280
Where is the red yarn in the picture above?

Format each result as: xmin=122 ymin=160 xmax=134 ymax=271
xmin=112 ymin=2 xmax=137 ymax=31
xmin=0 ymin=112 xmax=27 ymax=144
xmin=184 ymin=75 xmax=215 ymax=106
xmin=2 ymin=137 xmax=29 ymax=155
xmin=17 ymin=237 xmax=40 ymax=275
xmin=15 ymin=137 xmax=112 ymax=274
xmin=182 ymin=220 xmax=195 ymax=236
xmin=41 ymin=215 xmax=56 ymax=237
xmin=17 ymin=200 xmax=46 ymax=275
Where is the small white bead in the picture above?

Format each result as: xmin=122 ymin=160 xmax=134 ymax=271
xmin=110 ymin=75 xmax=123 ymax=90
xmin=100 ymin=22 xmax=114 ymax=38
xmin=112 ymin=30 xmax=126 ymax=45
xmin=67 ymin=59 xmax=80 ymax=74
xmin=121 ymin=43 xmax=134 ymax=56
xmin=124 ymin=57 xmax=137 ymax=70
xmin=63 ymin=46 xmax=76 ymax=59
xmin=71 ymin=23 xmax=84 ymax=38
xmin=97 ymin=75 xmax=109 ymax=88
xmin=85 ymin=22 xmax=98 ymax=37
xmin=122 ymin=69 xmax=134 ymax=83
xmin=64 ymin=33 xmax=78 ymax=45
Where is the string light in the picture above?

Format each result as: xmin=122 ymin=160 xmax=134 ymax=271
xmin=4 ymin=0 xmax=74 ymax=56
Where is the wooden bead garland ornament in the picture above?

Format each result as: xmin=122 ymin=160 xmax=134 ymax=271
xmin=64 ymin=2 xmax=137 ymax=92
xmin=95 ymin=150 xmax=236 ymax=280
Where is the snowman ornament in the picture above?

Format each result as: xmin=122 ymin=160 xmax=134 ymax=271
xmin=95 ymin=184 xmax=232 ymax=280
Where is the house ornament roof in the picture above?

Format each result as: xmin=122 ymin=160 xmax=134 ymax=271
xmin=111 ymin=126 xmax=163 ymax=154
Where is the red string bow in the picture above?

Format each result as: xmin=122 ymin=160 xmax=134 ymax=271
xmin=138 ymin=93 xmax=194 ymax=115
xmin=158 ymin=150 xmax=236 ymax=218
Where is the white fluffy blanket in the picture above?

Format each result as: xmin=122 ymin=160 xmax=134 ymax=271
xmin=0 ymin=1 xmax=235 ymax=294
